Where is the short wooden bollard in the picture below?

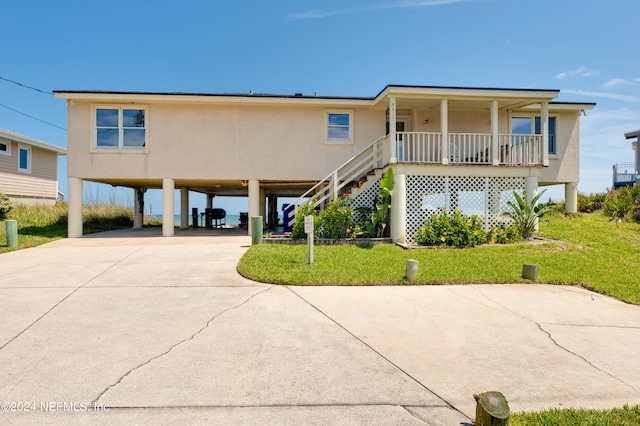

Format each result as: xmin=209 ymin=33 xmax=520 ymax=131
xmin=406 ymin=259 xmax=419 ymax=284
xmin=522 ymin=263 xmax=539 ymax=281
xmin=5 ymin=219 xmax=18 ymax=249
xmin=250 ymin=216 xmax=263 ymax=245
xmin=474 ymin=391 xmax=510 ymax=426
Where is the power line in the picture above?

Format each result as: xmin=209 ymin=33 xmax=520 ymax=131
xmin=0 ymin=76 xmax=53 ymax=95
xmin=0 ymin=103 xmax=66 ymax=131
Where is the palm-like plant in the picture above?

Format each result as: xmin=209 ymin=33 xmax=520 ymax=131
xmin=502 ymin=189 xmax=550 ymax=240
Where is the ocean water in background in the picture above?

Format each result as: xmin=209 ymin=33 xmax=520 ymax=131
xmin=152 ymin=214 xmax=241 ymax=227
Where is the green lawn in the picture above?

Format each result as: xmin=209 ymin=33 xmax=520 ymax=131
xmin=238 ymin=211 xmax=640 ymax=305
xmin=510 ymin=404 xmax=640 ymax=425
xmin=0 ymin=202 xmax=133 ymax=253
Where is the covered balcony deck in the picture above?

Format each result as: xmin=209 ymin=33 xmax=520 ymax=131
xmin=392 ymin=132 xmax=545 ymax=166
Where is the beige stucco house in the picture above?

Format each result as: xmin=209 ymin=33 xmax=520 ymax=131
xmin=54 ymin=85 xmax=594 ymax=242
xmin=0 ymin=128 xmax=66 ymax=205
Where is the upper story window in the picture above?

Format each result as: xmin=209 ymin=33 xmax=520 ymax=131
xmin=95 ymin=107 xmax=146 ymax=150
xmin=511 ymin=115 xmax=557 ymax=156
xmin=326 ymin=111 xmax=353 ymax=144
xmin=0 ymin=140 xmax=9 ymax=155
xmin=18 ymin=145 xmax=31 ymax=173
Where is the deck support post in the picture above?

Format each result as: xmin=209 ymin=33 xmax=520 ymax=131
xmin=441 ymin=99 xmax=449 ymax=165
xmin=248 ymin=179 xmax=260 ymax=236
xmin=389 ymin=96 xmax=397 ymax=164
xmin=491 ymin=100 xmax=500 ymax=165
xmin=180 ymin=188 xmax=189 ymax=229
xmin=391 ymin=172 xmax=407 ymax=244
xmin=162 ymin=178 xmax=175 ymax=237
xmin=565 ymin=182 xmax=578 ymax=214
xmin=541 ymin=101 xmax=549 ymax=166
xmin=68 ymin=177 xmax=83 ymax=238
xmin=134 ymin=187 xmax=144 ymax=229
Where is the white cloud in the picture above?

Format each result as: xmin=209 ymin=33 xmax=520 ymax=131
xmin=553 ymin=66 xmax=599 ymax=80
xmin=288 ymin=0 xmax=473 ymax=20
xmin=562 ymin=89 xmax=640 ymax=104
xmin=601 ymin=78 xmax=639 ymax=89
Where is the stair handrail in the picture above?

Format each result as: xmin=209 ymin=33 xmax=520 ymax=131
xmin=286 ymin=135 xmax=387 ymax=227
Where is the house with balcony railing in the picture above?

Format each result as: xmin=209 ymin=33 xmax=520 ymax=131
xmin=613 ymin=130 xmax=640 ymax=189
xmin=54 ymin=85 xmax=594 ymax=242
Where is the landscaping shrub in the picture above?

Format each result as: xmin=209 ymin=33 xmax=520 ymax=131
xmin=485 ymin=223 xmax=521 ymax=244
xmin=291 ymin=199 xmax=318 ymax=238
xmin=0 ymin=192 xmax=12 ymax=221
xmin=502 ymin=190 xmax=551 ymax=240
xmin=317 ymin=196 xmax=354 ymax=239
xmin=578 ymin=191 xmax=607 ymax=213
xmin=414 ymin=210 xmax=486 ymax=247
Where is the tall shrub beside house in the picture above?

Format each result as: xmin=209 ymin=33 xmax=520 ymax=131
xmin=502 ymin=190 xmax=551 ymax=240
xmin=0 ymin=193 xmax=12 ymax=221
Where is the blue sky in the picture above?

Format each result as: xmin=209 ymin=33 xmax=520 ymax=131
xmin=1 ymin=0 xmax=639 ymax=214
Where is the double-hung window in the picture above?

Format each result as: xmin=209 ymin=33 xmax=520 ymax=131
xmin=511 ymin=115 xmax=557 ymax=155
xmin=95 ymin=107 xmax=146 ymax=150
xmin=326 ymin=111 xmax=353 ymax=144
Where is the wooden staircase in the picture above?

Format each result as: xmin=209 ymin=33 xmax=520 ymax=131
xmin=285 ymin=135 xmax=389 ymax=228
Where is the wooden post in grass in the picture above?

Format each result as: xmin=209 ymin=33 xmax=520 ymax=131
xmin=474 ymin=391 xmax=510 ymax=426
xmin=522 ymin=264 xmax=539 ymax=281
xmin=406 ymin=259 xmax=419 ymax=284
xmin=251 ymin=216 xmax=263 ymax=245
xmin=5 ymin=219 xmax=18 ymax=249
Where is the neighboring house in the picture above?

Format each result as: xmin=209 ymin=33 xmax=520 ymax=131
xmin=0 ymin=128 xmax=67 ymax=205
xmin=54 ymin=85 xmax=594 ymax=242
xmin=612 ymin=130 xmax=639 ymax=188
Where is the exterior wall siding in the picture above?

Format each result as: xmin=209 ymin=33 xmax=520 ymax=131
xmin=540 ymin=110 xmax=580 ymax=185
xmin=0 ymin=142 xmax=59 ymax=201
xmin=67 ymin=101 xmax=385 ymax=181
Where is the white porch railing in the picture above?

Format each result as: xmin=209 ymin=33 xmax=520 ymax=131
xmin=285 ymin=136 xmax=386 ymax=228
xmin=396 ymin=132 xmax=441 ymax=163
xmin=498 ymin=134 xmax=543 ymax=165
xmin=396 ymin=132 xmax=544 ymax=166
xmin=448 ymin=133 xmax=492 ymax=164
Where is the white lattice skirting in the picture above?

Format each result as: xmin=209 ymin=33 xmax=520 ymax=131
xmin=405 ymin=175 xmax=526 ymax=243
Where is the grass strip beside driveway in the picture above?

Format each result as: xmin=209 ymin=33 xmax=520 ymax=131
xmin=237 ymin=212 xmax=640 ymax=305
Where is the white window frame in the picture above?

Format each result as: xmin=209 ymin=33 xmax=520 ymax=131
xmin=92 ymin=105 xmax=147 ymax=152
xmin=0 ymin=139 xmax=10 ymax=156
xmin=509 ymin=113 xmax=558 ymax=157
xmin=18 ymin=145 xmax=31 ymax=174
xmin=325 ymin=110 xmax=353 ymax=144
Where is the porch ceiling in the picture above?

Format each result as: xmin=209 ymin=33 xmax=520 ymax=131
xmin=383 ymin=97 xmax=547 ymax=112
xmin=83 ymin=178 xmax=318 ymax=197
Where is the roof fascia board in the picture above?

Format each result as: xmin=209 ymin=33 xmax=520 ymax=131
xmin=374 ymin=85 xmax=560 ymax=105
xmin=0 ymin=129 xmax=66 ymax=154
xmin=53 ymin=91 xmax=374 ymax=107
xmin=520 ymin=102 xmax=596 ymax=111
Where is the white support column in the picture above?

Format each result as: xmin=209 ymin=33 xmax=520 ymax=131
xmin=180 ymin=188 xmax=189 ymax=229
xmin=133 ymin=188 xmax=143 ymax=229
xmin=491 ymin=100 xmax=500 ymax=166
xmin=389 ymin=97 xmax=397 ymax=164
xmin=565 ymin=182 xmax=578 ymax=214
xmin=68 ymin=177 xmax=83 ymax=238
xmin=541 ymin=101 xmax=549 ymax=166
xmin=162 ymin=178 xmax=175 ymax=237
xmin=248 ymin=179 xmax=260 ymax=236
xmin=391 ymin=173 xmax=407 ymax=244
xmin=441 ymin=99 xmax=449 ymax=165
xmin=260 ymin=188 xmax=267 ymax=225
xmin=526 ymin=172 xmax=539 ymax=232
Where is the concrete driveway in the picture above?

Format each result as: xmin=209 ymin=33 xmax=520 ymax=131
xmin=1 ymin=228 xmax=639 ymax=425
